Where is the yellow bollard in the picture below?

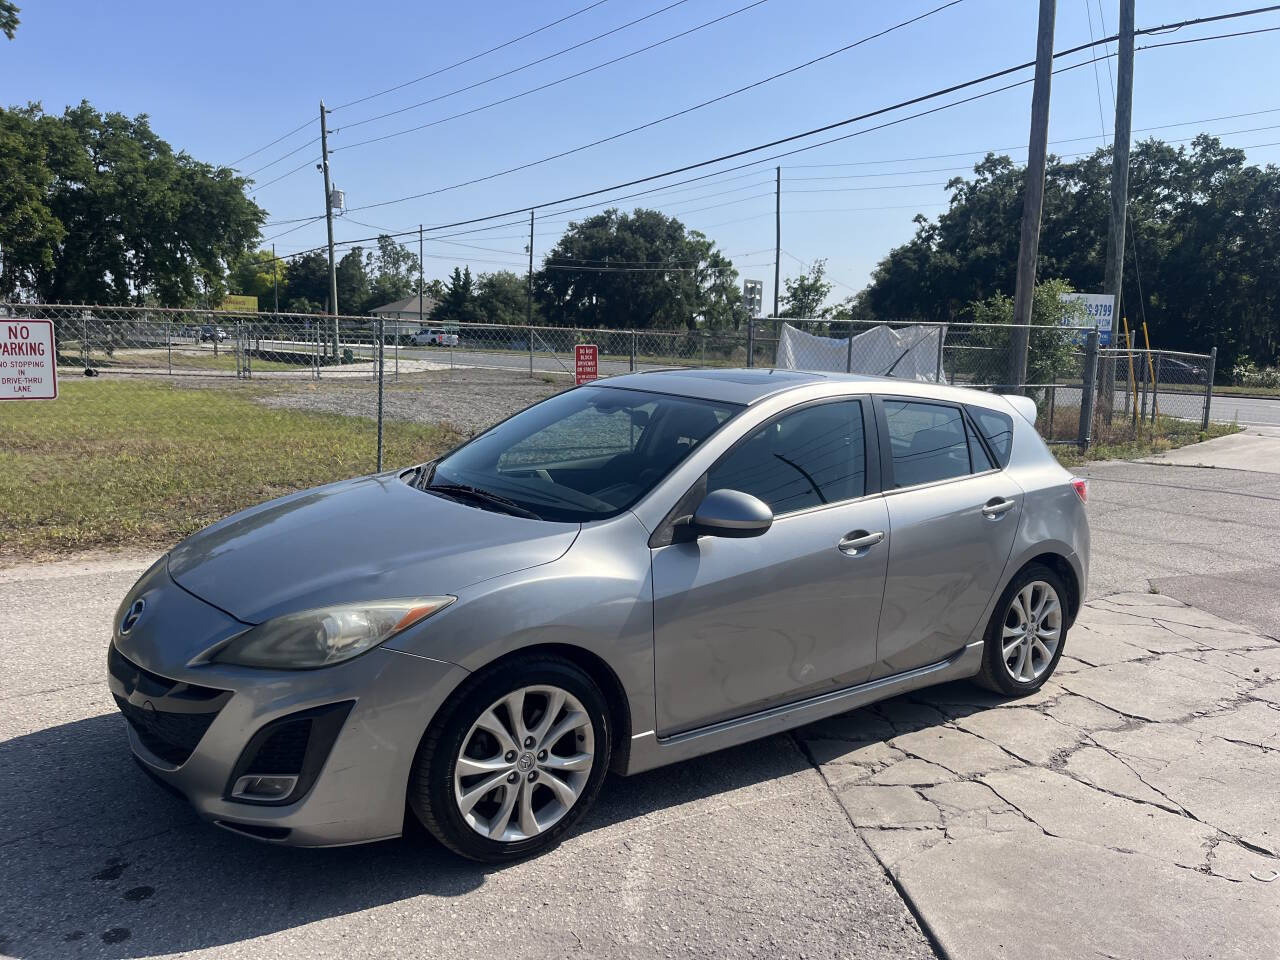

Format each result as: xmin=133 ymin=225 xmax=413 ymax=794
xmin=1142 ymin=321 xmax=1159 ymax=431
xmin=1122 ymin=316 xmax=1139 ymax=427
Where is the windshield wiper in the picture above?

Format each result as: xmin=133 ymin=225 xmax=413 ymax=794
xmin=422 ymin=482 xmax=542 ymax=520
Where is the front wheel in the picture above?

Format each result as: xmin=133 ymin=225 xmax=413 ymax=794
xmin=408 ymin=655 xmax=612 ymax=862
xmin=974 ymin=563 xmax=1069 ymax=696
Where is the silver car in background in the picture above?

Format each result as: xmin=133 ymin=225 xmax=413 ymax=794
xmin=108 ymin=368 xmax=1088 ymax=861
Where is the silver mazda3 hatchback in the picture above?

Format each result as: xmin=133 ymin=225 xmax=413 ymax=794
xmin=109 ymin=369 xmax=1088 ymax=861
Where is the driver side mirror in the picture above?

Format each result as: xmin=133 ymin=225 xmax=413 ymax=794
xmin=684 ymin=488 xmax=773 ymax=540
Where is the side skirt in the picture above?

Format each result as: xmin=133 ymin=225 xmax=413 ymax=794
xmin=624 ymin=641 xmax=984 ymax=775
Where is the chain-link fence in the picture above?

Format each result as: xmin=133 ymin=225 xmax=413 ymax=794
xmin=0 ymin=301 xmax=1219 ymax=556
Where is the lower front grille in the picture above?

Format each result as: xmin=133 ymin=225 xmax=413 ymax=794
xmin=108 ymin=646 xmax=231 ymax=766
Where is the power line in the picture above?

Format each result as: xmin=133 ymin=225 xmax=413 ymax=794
xmin=332 ymin=0 xmax=960 ymax=161
xmin=260 ymin=9 xmax=1280 ymax=262
xmin=331 ymin=0 xmax=617 ymax=112
xmin=335 ymin=0 xmax=699 ymax=133
xmin=227 ymin=0 xmax=616 ymax=171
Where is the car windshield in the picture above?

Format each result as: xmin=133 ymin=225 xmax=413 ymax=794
xmin=422 ymin=386 xmax=739 ymax=523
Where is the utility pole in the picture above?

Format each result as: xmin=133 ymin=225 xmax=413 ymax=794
xmin=319 ymin=100 xmax=339 ymax=359
xmin=418 ymin=224 xmax=425 ymax=332
xmin=271 ymin=243 xmax=279 ymax=314
xmin=773 ymin=165 xmax=781 ymax=318
xmin=526 ymin=210 xmax=535 ymax=328
xmin=1101 ymin=0 xmax=1135 ymax=422
xmin=1008 ymin=0 xmax=1057 ymax=392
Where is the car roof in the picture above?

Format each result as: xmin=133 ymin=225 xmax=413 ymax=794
xmin=594 ymin=367 xmax=1006 ymax=408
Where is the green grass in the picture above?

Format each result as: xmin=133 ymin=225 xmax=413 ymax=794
xmin=1051 ymin=414 xmax=1241 ymax=467
xmin=0 ymin=380 xmax=461 ymax=558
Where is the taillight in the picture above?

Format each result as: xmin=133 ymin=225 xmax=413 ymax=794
xmin=1071 ymin=478 xmax=1088 ymax=504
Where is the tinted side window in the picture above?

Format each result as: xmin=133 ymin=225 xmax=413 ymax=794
xmin=708 ymin=400 xmax=865 ymax=515
xmin=884 ymin=400 xmax=970 ymax=488
xmin=966 ymin=418 xmax=995 ymax=472
xmin=970 ymin=407 xmax=1015 ymax=467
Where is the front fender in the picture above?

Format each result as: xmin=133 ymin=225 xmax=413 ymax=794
xmin=383 ymin=512 xmax=656 ymax=739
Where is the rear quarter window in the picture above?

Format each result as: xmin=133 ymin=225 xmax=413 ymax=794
xmin=968 ymin=406 xmax=1015 ymax=467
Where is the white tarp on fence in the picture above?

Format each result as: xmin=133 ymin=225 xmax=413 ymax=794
xmin=775 ymin=322 xmax=947 ymax=381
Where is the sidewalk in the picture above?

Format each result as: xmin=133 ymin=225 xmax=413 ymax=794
xmin=1140 ymin=425 xmax=1280 ymax=473
xmin=799 ymin=593 xmax=1280 ymax=960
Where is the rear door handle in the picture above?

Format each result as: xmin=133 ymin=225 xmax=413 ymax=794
xmin=838 ymin=530 xmax=884 ymax=555
xmin=981 ymin=497 xmax=1016 ymax=519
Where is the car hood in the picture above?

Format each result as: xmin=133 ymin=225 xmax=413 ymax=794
xmin=168 ymin=472 xmax=580 ymax=624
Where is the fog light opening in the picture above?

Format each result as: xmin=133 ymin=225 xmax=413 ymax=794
xmin=231 ymin=774 xmax=298 ymax=800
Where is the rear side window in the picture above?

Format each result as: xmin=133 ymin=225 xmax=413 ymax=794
xmin=708 ymin=400 xmax=866 ymax=515
xmin=969 ymin=407 xmax=1015 ymax=467
xmin=966 ymin=419 xmax=995 ymax=472
xmin=883 ymin=400 xmax=970 ymax=488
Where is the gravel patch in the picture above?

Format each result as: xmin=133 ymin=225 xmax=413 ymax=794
xmin=254 ymin=367 xmax=570 ymax=435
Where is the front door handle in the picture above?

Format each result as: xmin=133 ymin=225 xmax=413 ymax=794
xmin=981 ymin=497 xmax=1016 ymax=519
xmin=838 ymin=530 xmax=884 ymax=555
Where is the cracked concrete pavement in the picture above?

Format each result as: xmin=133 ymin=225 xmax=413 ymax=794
xmin=796 ymin=591 xmax=1280 ymax=960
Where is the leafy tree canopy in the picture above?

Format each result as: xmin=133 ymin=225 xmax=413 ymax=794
xmin=534 ymin=208 xmax=740 ymax=330
xmin=0 ymin=101 xmax=265 ymax=305
xmin=780 ymin=258 xmax=833 ymax=319
xmin=854 ymin=136 xmax=1280 ymax=367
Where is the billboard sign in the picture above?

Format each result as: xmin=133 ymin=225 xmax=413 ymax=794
xmin=218 ymin=294 xmax=259 ymax=313
xmin=1059 ymin=292 xmax=1113 ymax=345
xmin=0 ymin=320 xmax=58 ymax=401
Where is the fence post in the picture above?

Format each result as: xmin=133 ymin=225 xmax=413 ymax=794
xmin=1152 ymin=351 xmax=1162 ymax=422
xmin=1047 ymin=377 xmax=1056 ymax=441
xmin=376 ymin=317 xmax=385 ymax=472
xmin=934 ymin=326 xmax=944 ymax=383
xmin=167 ymin=319 xmax=172 ymax=375
xmin=629 ymin=331 xmax=637 ymax=372
xmin=1201 ymin=346 xmax=1217 ymax=431
xmin=528 ymin=325 xmax=534 ymax=378
xmin=747 ymin=320 xmax=755 ymax=368
xmin=1078 ymin=329 xmax=1100 ymax=450
xmin=845 ymin=327 xmax=853 ymax=373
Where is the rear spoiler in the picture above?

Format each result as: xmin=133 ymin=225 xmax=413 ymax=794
xmin=1002 ymin=394 xmax=1038 ymax=425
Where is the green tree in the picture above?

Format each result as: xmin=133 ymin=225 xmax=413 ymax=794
xmin=280 ymin=251 xmax=330 ymax=313
xmin=965 ymin=279 xmax=1086 ymax=387
xmin=228 ymin=249 xmax=286 ymax=308
xmin=476 ymin=270 xmax=535 ymax=325
xmin=2 ymin=101 xmax=264 ymax=305
xmin=1 ymin=1 xmax=18 ymax=41
xmin=0 ymin=105 xmax=62 ymax=297
xmin=857 ymin=137 xmax=1280 ymax=369
xmin=780 ymin=258 xmax=833 ymax=319
xmin=534 ymin=208 xmax=738 ymax=329
xmin=336 ymin=246 xmax=371 ymax=315
xmin=432 ymin=266 xmax=481 ymax=325
xmin=367 ymin=234 xmax=421 ymax=308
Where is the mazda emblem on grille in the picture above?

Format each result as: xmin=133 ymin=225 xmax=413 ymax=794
xmin=120 ymin=598 xmax=146 ymax=635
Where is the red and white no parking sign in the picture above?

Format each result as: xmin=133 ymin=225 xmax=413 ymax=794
xmin=0 ymin=319 xmax=58 ymax=400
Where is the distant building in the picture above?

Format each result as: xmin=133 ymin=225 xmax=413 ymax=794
xmin=370 ymin=294 xmax=439 ymax=322
xmin=370 ymin=294 xmax=440 ymax=339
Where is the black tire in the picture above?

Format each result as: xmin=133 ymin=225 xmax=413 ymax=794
xmin=408 ymin=654 xmax=612 ymax=863
xmin=974 ymin=562 xmax=1070 ymax=696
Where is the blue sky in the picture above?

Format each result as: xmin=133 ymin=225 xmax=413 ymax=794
xmin=8 ymin=0 xmax=1280 ymax=309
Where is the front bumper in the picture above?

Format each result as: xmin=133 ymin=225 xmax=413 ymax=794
xmin=108 ymin=568 xmax=468 ymax=846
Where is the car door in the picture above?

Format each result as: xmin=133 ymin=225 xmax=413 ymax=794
xmin=650 ymin=397 xmax=889 ymax=735
xmin=871 ymin=396 xmax=1022 ymax=677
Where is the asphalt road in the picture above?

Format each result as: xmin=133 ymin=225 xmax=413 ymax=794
xmin=0 ymin=561 xmax=933 ymax=960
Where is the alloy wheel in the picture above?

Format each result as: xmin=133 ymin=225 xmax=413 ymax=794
xmin=1001 ymin=580 xmax=1062 ymax=683
xmin=452 ymin=685 xmax=595 ymax=842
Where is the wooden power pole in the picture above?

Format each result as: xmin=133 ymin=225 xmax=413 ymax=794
xmin=773 ymin=166 xmax=781 ymax=317
xmin=319 ymin=100 xmax=339 ymax=358
xmin=1101 ymin=0 xmax=1135 ymax=421
xmin=1009 ymin=0 xmax=1057 ymax=391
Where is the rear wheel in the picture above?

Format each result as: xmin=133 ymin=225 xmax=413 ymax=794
xmin=408 ymin=655 xmax=611 ymax=862
xmin=974 ymin=563 xmax=1068 ymax=696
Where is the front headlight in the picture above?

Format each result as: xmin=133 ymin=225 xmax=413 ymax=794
xmin=211 ymin=597 xmax=455 ymax=669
